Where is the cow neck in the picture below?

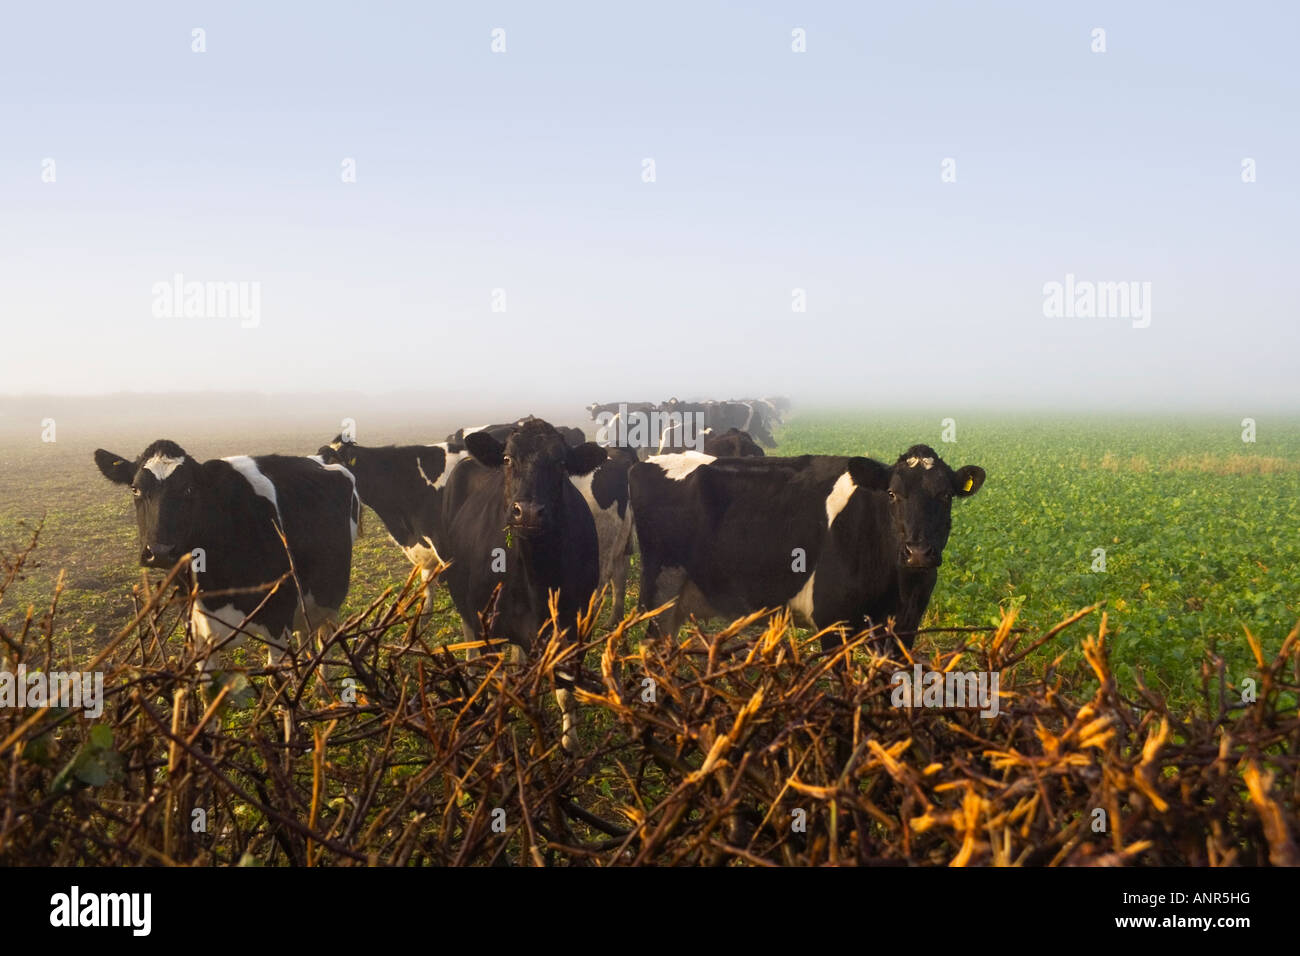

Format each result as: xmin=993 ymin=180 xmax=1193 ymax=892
xmin=510 ymin=501 xmax=570 ymax=589
xmin=512 ymin=525 xmax=564 ymax=584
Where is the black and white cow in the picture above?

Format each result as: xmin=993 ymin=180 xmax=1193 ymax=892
xmin=94 ymin=440 xmax=359 ymax=668
xmin=320 ymin=422 xmax=636 ymax=620
xmin=628 ymin=444 xmax=985 ymax=651
xmin=440 ymin=419 xmax=607 ymax=748
xmin=701 ymin=427 xmax=765 ymax=458
xmin=709 ymin=400 xmax=777 ymax=448
xmin=316 ymin=437 xmax=469 ymax=619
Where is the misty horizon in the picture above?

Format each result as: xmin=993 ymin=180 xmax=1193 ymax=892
xmin=4 ymin=2 xmax=1297 ymax=411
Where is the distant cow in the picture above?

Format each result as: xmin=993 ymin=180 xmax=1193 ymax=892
xmin=320 ymin=422 xmax=635 ymax=620
xmin=629 ymin=444 xmax=985 ymax=651
xmin=94 ymin=440 xmax=359 ymax=668
xmin=701 ymin=428 xmax=765 ymax=458
xmin=591 ymin=399 xmax=781 ymax=456
xmin=441 ymin=419 xmax=607 ymax=749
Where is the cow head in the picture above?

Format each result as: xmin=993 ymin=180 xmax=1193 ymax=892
xmin=464 ymin=419 xmax=606 ymax=537
xmin=94 ymin=440 xmax=204 ymax=568
xmin=317 ymin=434 xmax=356 ymax=469
xmin=848 ymin=444 xmax=985 ymax=570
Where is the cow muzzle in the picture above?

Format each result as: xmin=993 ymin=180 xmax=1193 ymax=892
xmin=141 ymin=544 xmax=178 ymax=567
xmin=507 ymin=501 xmax=547 ymax=535
xmin=900 ymin=543 xmax=940 ymax=569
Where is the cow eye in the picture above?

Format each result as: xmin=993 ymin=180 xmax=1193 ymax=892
xmin=502 ymin=455 xmax=511 ymax=464
xmin=887 ymin=489 xmax=897 ymax=501
xmin=131 ymin=486 xmax=141 ymax=497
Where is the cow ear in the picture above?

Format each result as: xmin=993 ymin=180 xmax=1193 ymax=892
xmin=566 ymin=442 xmax=607 ymax=476
xmin=846 ymin=457 xmax=891 ymax=490
xmin=464 ymin=431 xmax=505 ymax=468
xmin=94 ymin=449 xmax=135 ymax=485
xmin=953 ymin=465 xmax=985 ymax=497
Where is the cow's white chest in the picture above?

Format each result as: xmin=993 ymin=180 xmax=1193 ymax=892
xmin=191 ymin=601 xmax=281 ymax=666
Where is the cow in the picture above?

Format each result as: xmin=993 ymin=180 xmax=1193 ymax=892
xmin=628 ymin=444 xmax=985 ymax=653
xmin=587 ymin=401 xmax=655 ymax=424
xmin=701 ymin=427 xmax=765 ymax=458
xmin=316 ymin=437 xmax=468 ymax=622
xmin=589 ymin=399 xmax=782 ymax=457
xmin=712 ymin=400 xmax=778 ymax=447
xmin=440 ymin=419 xmax=607 ymax=749
xmin=664 ymin=399 xmax=780 ymax=451
xmin=94 ymin=440 xmax=359 ymax=670
xmin=319 ymin=423 xmax=636 ymax=621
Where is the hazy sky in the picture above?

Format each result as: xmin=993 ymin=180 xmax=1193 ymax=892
xmin=2 ymin=1 xmax=1297 ymax=411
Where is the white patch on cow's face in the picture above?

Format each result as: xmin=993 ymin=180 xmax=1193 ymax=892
xmin=649 ymin=451 xmax=716 ymax=481
xmin=905 ymin=456 xmax=935 ymax=470
xmin=223 ymin=456 xmax=282 ymax=520
xmin=143 ymin=454 xmax=184 ymax=481
xmin=787 ymin=570 xmax=817 ymax=627
xmin=825 ymin=471 xmax=857 ymax=527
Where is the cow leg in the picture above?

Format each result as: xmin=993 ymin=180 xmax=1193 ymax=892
xmin=461 ymin=619 xmax=482 ymax=659
xmin=414 ymin=565 xmax=442 ymax=632
xmin=300 ymin=601 xmax=347 ymax=698
xmin=266 ymin=630 xmax=291 ymax=667
xmin=664 ymin=577 xmax=713 ymax=640
xmin=611 ymin=551 xmax=629 ymax=621
xmin=820 ymin=618 xmax=863 ymax=656
xmin=556 ymin=685 xmax=577 ymax=753
xmin=642 ymin=563 xmax=688 ymax=641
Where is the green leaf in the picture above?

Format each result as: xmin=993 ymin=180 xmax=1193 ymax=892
xmin=50 ymin=724 xmax=123 ymax=794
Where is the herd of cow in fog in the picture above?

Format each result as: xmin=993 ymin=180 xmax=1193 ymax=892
xmin=93 ymin=396 xmax=986 ymax=749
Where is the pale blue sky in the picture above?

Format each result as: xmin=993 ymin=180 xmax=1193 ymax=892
xmin=2 ymin=1 xmax=1296 ymax=410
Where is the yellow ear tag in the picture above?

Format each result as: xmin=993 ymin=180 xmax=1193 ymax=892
xmin=349 ymin=457 xmax=357 ymax=466
xmin=962 ymin=476 xmax=974 ymax=492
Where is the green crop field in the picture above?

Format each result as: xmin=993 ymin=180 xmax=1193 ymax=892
xmin=2 ymin=412 xmax=1297 ymax=710
xmin=780 ymin=413 xmax=1300 ymax=704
